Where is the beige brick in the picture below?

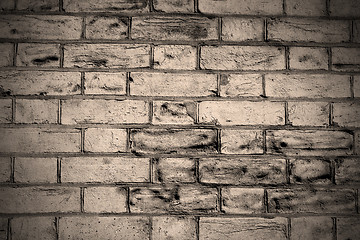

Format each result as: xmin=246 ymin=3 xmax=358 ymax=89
xmin=0 ymin=15 xmax=82 ymax=40
xmin=61 ymin=99 xmax=149 ymax=124
xmin=354 ymin=21 xmax=360 ymax=43
xmin=84 ymin=187 xmax=127 ymax=213
xmin=152 ymin=216 xmax=196 ymax=240
xmin=265 ymin=74 xmax=351 ymax=98
xmin=329 ymin=0 xmax=360 ymax=17
xmin=222 ymin=188 xmax=264 ymax=214
xmin=14 ymin=157 xmax=57 ymax=183
xmin=0 ymin=99 xmax=12 ymax=123
xmin=199 ymin=101 xmax=285 ymax=125
xmin=355 ymin=76 xmax=360 ymax=97
xmin=289 ymin=47 xmax=328 ymax=70
xmin=355 ymin=131 xmax=360 ymax=155
xmin=84 ymin=128 xmax=127 ymax=153
xmin=288 ymin=102 xmax=329 ymax=126
xmin=132 ymin=16 xmax=218 ymax=41
xmin=0 ymin=218 xmax=7 ymax=240
xmin=333 ymin=102 xmax=360 ymax=127
xmin=152 ymin=158 xmax=195 ymax=183
xmin=0 ymin=157 xmax=10 ymax=182
xmin=64 ymin=44 xmax=150 ymax=68
xmin=200 ymin=46 xmax=285 ymax=70
xmin=63 ymin=0 xmax=149 ymax=12
xmin=199 ymin=217 xmax=288 ymax=240
xmin=286 ymin=0 xmax=326 ymax=16
xmin=0 ymin=187 xmax=80 ymax=213
xmin=222 ymin=18 xmax=264 ymax=41
xmin=0 ymin=43 xmax=13 ymax=67
xmin=291 ymin=217 xmax=333 ymax=240
xmin=332 ymin=48 xmax=360 ymax=72
xmin=152 ymin=101 xmax=196 ymax=125
xmin=0 ymin=128 xmax=81 ymax=153
xmin=335 ymin=158 xmax=360 ymax=185
xmin=289 ymin=159 xmax=331 ymax=185
xmin=337 ymin=218 xmax=360 ymax=240
xmin=84 ymin=72 xmax=126 ymax=95
xmin=153 ymin=45 xmax=196 ymax=70
xmin=219 ymin=74 xmax=262 ymax=97
xmin=130 ymin=72 xmax=217 ymax=97
xmin=153 ymin=0 xmax=193 ymax=12
xmin=17 ymin=43 xmax=60 ymax=67
xmin=86 ymin=16 xmax=128 ymax=40
xmin=15 ymin=99 xmax=58 ymax=124
xmin=221 ymin=129 xmax=263 ymax=154
xmin=11 ymin=217 xmax=56 ymax=240
xmin=0 ymin=0 xmax=14 ymax=10
xmin=267 ymin=19 xmax=350 ymax=43
xmin=61 ymin=157 xmax=149 ymax=183
xmin=198 ymin=0 xmax=282 ymax=14
xmin=17 ymin=0 xmax=58 ymax=11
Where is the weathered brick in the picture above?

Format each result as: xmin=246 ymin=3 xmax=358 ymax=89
xmin=0 ymin=71 xmax=81 ymax=96
xmin=152 ymin=101 xmax=196 ymax=125
xmin=200 ymin=46 xmax=285 ymax=70
xmin=0 ymin=99 xmax=12 ymax=123
xmin=63 ymin=0 xmax=149 ymax=12
xmin=356 ymin=131 xmax=360 ymax=155
xmin=0 ymin=157 xmax=10 ymax=182
xmin=0 ymin=43 xmax=13 ymax=67
xmin=63 ymin=44 xmax=150 ymax=68
xmin=354 ymin=76 xmax=360 ymax=97
xmin=291 ymin=217 xmax=333 ymax=240
xmin=199 ymin=101 xmax=285 ymax=125
xmin=199 ymin=157 xmax=286 ymax=185
xmin=0 ymin=0 xmax=14 ymax=10
xmin=152 ymin=216 xmax=196 ymax=240
xmin=222 ymin=18 xmax=263 ymax=41
xmin=335 ymin=158 xmax=360 ymax=185
xmin=267 ymin=19 xmax=350 ymax=43
xmin=61 ymin=99 xmax=149 ymax=124
xmin=333 ymin=102 xmax=360 ymax=127
xmin=289 ymin=159 xmax=331 ymax=185
xmin=266 ymin=130 xmax=353 ymax=156
xmin=219 ymin=74 xmax=263 ymax=97
xmin=0 ymin=218 xmax=7 ymax=240
xmin=329 ymin=0 xmax=360 ymax=17
xmin=153 ymin=45 xmax=196 ymax=70
xmin=265 ymin=74 xmax=351 ymax=98
xmin=199 ymin=217 xmax=288 ymax=240
xmin=337 ymin=218 xmax=360 ymax=240
xmin=84 ymin=187 xmax=127 ymax=213
xmin=153 ymin=0 xmax=193 ymax=12
xmin=130 ymin=72 xmax=217 ymax=97
xmin=84 ymin=72 xmax=126 ymax=95
xmin=131 ymin=16 xmax=218 ymax=41
xmin=86 ymin=16 xmax=128 ymax=40
xmin=222 ymin=188 xmax=264 ymax=214
xmin=0 ymin=15 xmax=82 ymax=40
xmin=289 ymin=47 xmax=328 ymax=70
xmin=59 ymin=216 xmax=149 ymax=239
xmin=15 ymin=99 xmax=58 ymax=124
xmin=198 ymin=0 xmax=282 ymax=15
xmin=332 ymin=48 xmax=360 ymax=72
xmin=221 ymin=129 xmax=263 ymax=154
xmin=84 ymin=128 xmax=127 ymax=153
xmin=17 ymin=43 xmax=60 ymax=67
xmin=152 ymin=158 xmax=195 ymax=183
xmin=0 ymin=128 xmax=81 ymax=153
xmin=268 ymin=189 xmax=355 ymax=213
xmin=62 ymin=157 xmax=149 ymax=183
xmin=354 ymin=21 xmax=360 ymax=43
xmin=130 ymin=129 xmax=217 ymax=154
xmin=11 ymin=217 xmax=56 ymax=240
xmin=14 ymin=157 xmax=57 ymax=183
xmin=130 ymin=186 xmax=218 ymax=213
xmin=288 ymin=102 xmax=329 ymax=126
xmin=16 ymin=0 xmax=58 ymax=11
xmin=0 ymin=187 xmax=80 ymax=213
xmin=285 ymin=0 xmax=326 ymax=16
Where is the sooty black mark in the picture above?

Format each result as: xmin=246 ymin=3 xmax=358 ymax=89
xmin=31 ymin=56 xmax=59 ymax=65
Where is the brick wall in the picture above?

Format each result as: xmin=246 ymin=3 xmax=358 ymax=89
xmin=0 ymin=0 xmax=359 ymax=239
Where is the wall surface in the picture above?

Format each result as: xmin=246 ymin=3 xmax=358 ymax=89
xmin=0 ymin=0 xmax=360 ymax=239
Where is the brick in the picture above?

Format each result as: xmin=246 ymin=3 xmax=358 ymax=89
xmin=335 ymin=158 xmax=360 ymax=185
xmin=0 ymin=99 xmax=12 ymax=123
xmin=199 ymin=101 xmax=285 ymax=125
xmin=130 ymin=129 xmax=217 ymax=154
xmin=333 ymin=102 xmax=360 ymax=127
xmin=0 ymin=15 xmax=82 ymax=40
xmin=84 ymin=128 xmax=127 ymax=153
xmin=198 ymin=0 xmax=282 ymax=15
xmin=63 ymin=0 xmax=149 ymax=12
xmin=289 ymin=159 xmax=331 ymax=185
xmin=17 ymin=44 xmax=60 ymax=67
xmin=152 ymin=216 xmax=196 ymax=240
xmin=288 ymin=102 xmax=329 ymax=126
xmin=337 ymin=218 xmax=360 ymax=240
xmin=221 ymin=129 xmax=263 ymax=154
xmin=0 ymin=0 xmax=14 ymax=10
xmin=152 ymin=158 xmax=195 ymax=183
xmin=0 ymin=128 xmax=81 ymax=153
xmin=64 ymin=44 xmax=150 ymax=68
xmin=354 ymin=21 xmax=360 ymax=43
xmin=221 ymin=188 xmax=264 ymax=214
xmin=153 ymin=45 xmax=196 ymax=70
xmin=0 ymin=187 xmax=80 ymax=213
xmin=84 ymin=187 xmax=127 ymax=213
xmin=84 ymin=72 xmax=126 ymax=95
xmin=265 ymin=74 xmax=351 ymax=98
xmin=153 ymin=0 xmax=193 ymax=12
xmin=61 ymin=99 xmax=149 ymax=124
xmin=14 ymin=157 xmax=57 ymax=183
xmin=332 ymin=48 xmax=360 ymax=72
xmin=356 ymin=131 xmax=360 ymax=155
xmin=59 ymin=216 xmax=149 ymax=239
xmin=200 ymin=46 xmax=285 ymax=70
xmin=199 ymin=157 xmax=286 ymax=185
xmin=15 ymin=99 xmax=58 ymax=124
xmin=355 ymin=76 xmax=360 ymax=98
xmin=132 ymin=16 xmax=218 ymax=41
xmin=130 ymin=72 xmax=217 ymax=97
xmin=62 ymin=157 xmax=149 ymax=183
xmin=0 ymin=157 xmax=10 ymax=182
xmin=199 ymin=217 xmax=288 ymax=240
xmin=219 ymin=74 xmax=263 ymax=97
xmin=266 ymin=130 xmax=353 ymax=156
xmin=268 ymin=189 xmax=355 ymax=213
xmin=291 ymin=217 xmax=333 ymax=240
xmin=289 ymin=47 xmax=328 ymax=70
xmin=285 ymin=0 xmax=326 ymax=16
xmin=11 ymin=217 xmax=56 ymax=240
xmin=16 ymin=0 xmax=58 ymax=11
xmin=0 ymin=43 xmax=13 ymax=67
xmin=130 ymin=186 xmax=218 ymax=213
xmin=86 ymin=16 xmax=128 ymax=40
xmin=0 ymin=218 xmax=7 ymax=240
xmin=153 ymin=101 xmax=196 ymax=125
xmin=222 ymin=18 xmax=264 ymax=41
xmin=329 ymin=0 xmax=360 ymax=17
